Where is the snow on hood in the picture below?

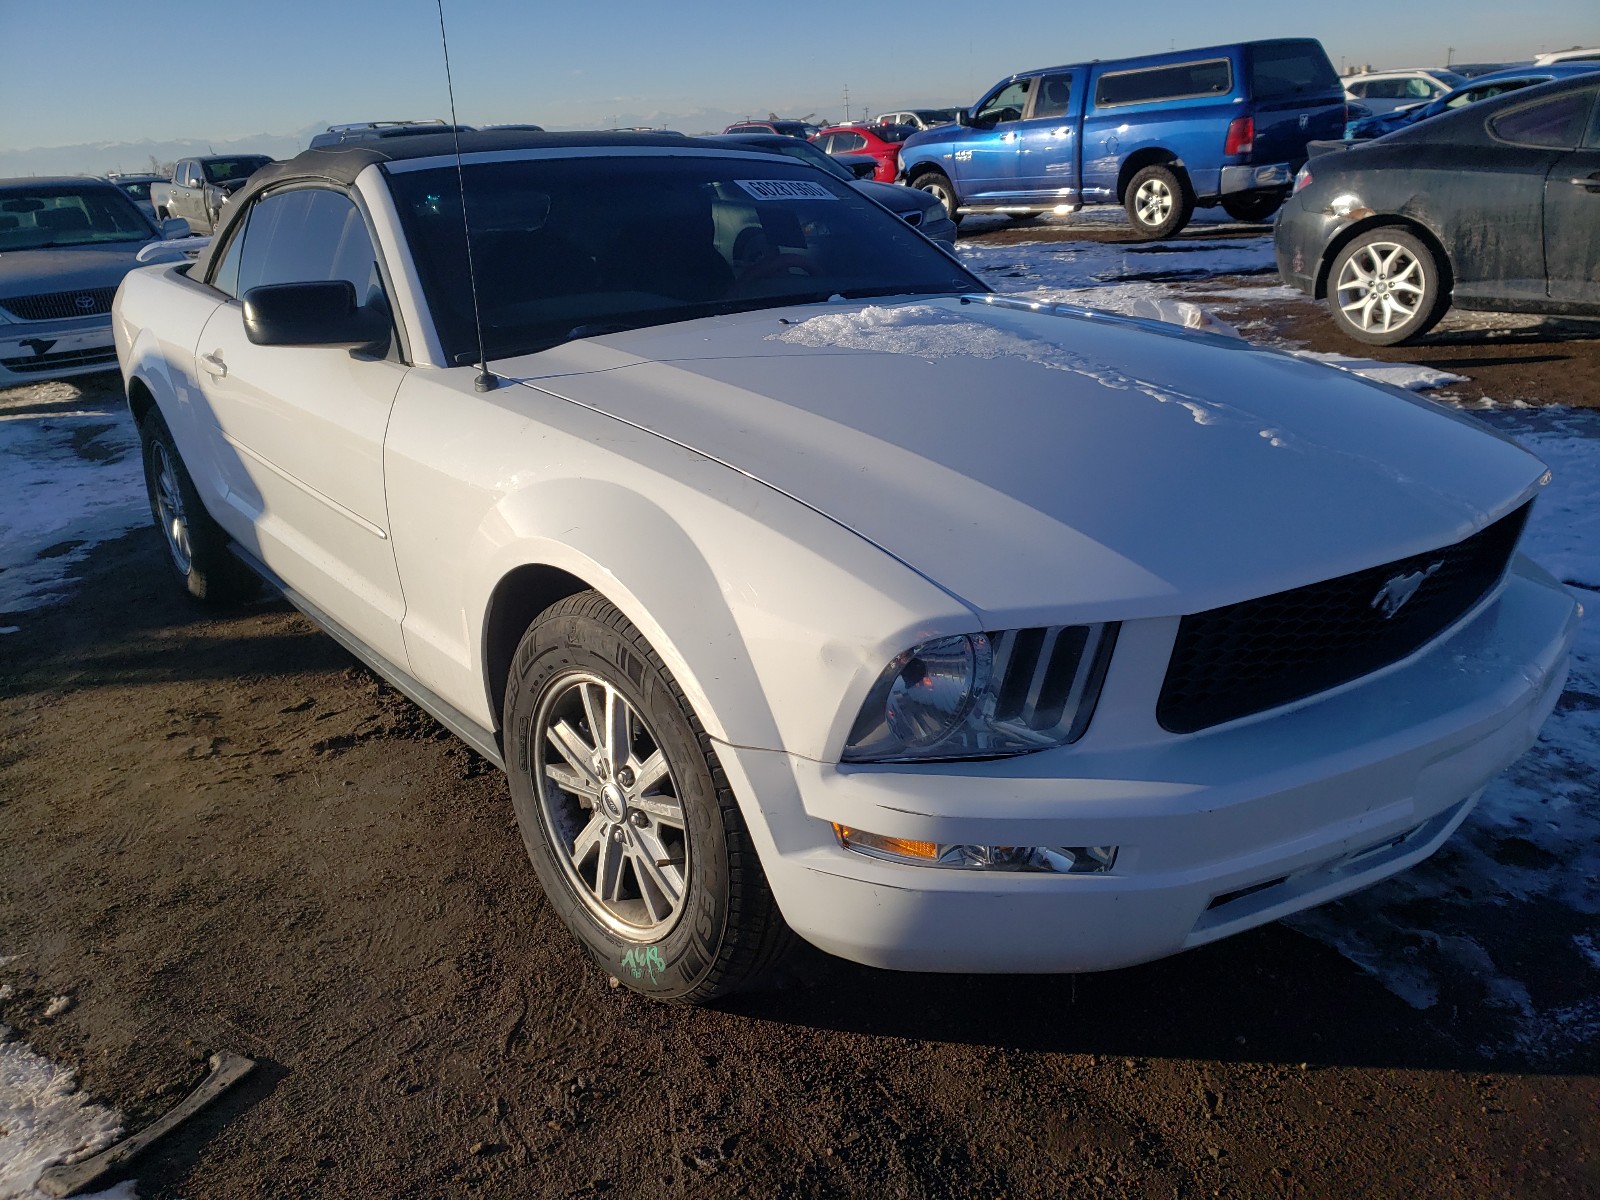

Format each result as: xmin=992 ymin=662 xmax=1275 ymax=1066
xmin=511 ymin=297 xmax=1547 ymax=624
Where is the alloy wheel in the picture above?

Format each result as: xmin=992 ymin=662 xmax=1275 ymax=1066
xmin=1334 ymin=240 xmax=1426 ymax=335
xmin=1134 ymin=178 xmax=1173 ymax=227
xmin=151 ymin=441 xmax=193 ymax=575
xmin=532 ymin=673 xmax=690 ymax=936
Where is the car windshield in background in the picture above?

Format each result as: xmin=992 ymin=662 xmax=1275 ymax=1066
xmin=870 ymin=124 xmax=916 ymax=143
xmin=387 ymin=154 xmax=981 ymax=364
xmin=118 ymin=181 xmax=154 ymax=201
xmin=750 ymin=138 xmax=854 ymax=180
xmin=0 ymin=184 xmax=152 ymax=250
xmin=1248 ymin=40 xmax=1341 ymax=98
xmin=203 ymin=157 xmax=271 ymax=183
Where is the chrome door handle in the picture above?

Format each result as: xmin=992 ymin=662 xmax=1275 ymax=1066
xmin=1571 ymin=174 xmax=1600 ymax=190
xmin=199 ymin=352 xmax=227 ymax=379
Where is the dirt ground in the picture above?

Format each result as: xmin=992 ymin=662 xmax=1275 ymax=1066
xmin=2 ymin=226 xmax=1599 ymax=1199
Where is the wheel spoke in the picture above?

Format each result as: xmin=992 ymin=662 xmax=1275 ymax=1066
xmin=631 ymin=792 xmax=684 ymax=826
xmin=630 ymin=830 xmax=685 ymax=916
xmin=603 ymin=685 xmax=631 ymax=768
xmin=544 ymin=760 xmax=599 ymax=799
xmin=579 ymin=682 xmax=606 ymax=748
xmin=547 ymin=720 xmax=601 ymax=787
xmin=570 ymin=811 xmax=608 ymax=864
xmin=595 ymin=832 xmax=627 ymax=903
xmin=630 ymin=748 xmax=670 ymax=797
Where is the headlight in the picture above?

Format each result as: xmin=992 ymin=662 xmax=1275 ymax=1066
xmin=843 ymin=624 xmax=1117 ymax=762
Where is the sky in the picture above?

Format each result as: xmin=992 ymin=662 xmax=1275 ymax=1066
xmin=1 ymin=0 xmax=1596 ymax=170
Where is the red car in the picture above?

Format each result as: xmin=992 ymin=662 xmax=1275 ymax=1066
xmin=810 ymin=123 xmax=915 ymax=183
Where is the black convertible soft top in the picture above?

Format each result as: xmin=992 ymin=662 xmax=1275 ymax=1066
xmin=192 ymin=130 xmax=724 ymax=280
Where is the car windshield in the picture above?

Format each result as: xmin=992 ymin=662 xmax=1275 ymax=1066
xmin=0 ymin=184 xmax=153 ymax=249
xmin=918 ymin=109 xmax=959 ymax=124
xmin=118 ymin=181 xmax=154 ymax=201
xmin=387 ymin=153 xmax=981 ymax=364
xmin=743 ymin=138 xmax=854 ymax=181
xmin=870 ymin=124 xmax=916 ymax=143
xmin=203 ymin=157 xmax=270 ymax=183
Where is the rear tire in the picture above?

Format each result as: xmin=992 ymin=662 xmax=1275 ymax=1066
xmin=912 ymin=170 xmax=963 ymax=227
xmin=1220 ymin=192 xmax=1284 ymax=223
xmin=139 ymin=408 xmax=254 ymax=604
xmin=503 ymin=591 xmax=791 ymax=1003
xmin=1326 ymin=227 xmax=1448 ymax=346
xmin=1124 ymin=164 xmax=1193 ymax=239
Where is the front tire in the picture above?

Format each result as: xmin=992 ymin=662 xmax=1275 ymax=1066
xmin=1124 ymin=164 xmax=1194 ymax=239
xmin=503 ymin=592 xmax=789 ymax=1003
xmin=1326 ymin=227 xmax=1448 ymax=346
xmin=912 ymin=170 xmax=962 ymax=227
xmin=139 ymin=408 xmax=253 ymax=604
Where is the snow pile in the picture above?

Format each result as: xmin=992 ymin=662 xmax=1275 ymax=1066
xmin=771 ymin=302 xmax=1245 ymax=427
xmin=0 ymin=1031 xmax=135 ymax=1200
xmin=1289 ymin=408 xmax=1600 ymax=1057
xmin=0 ymin=381 xmax=147 ymax=623
xmin=1291 ymin=350 xmax=1466 ymax=392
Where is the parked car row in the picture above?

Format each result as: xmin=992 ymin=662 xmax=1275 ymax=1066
xmin=1345 ymin=62 xmax=1600 ymax=139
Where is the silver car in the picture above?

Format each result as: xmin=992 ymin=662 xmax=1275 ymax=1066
xmin=0 ymin=177 xmax=186 ymax=385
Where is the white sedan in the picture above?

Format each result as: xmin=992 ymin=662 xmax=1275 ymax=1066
xmin=113 ymin=131 xmax=1579 ymax=1002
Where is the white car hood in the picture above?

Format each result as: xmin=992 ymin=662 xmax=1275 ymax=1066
xmin=505 ymin=297 xmax=1546 ymax=623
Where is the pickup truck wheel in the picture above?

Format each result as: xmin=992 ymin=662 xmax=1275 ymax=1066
xmin=1124 ymin=164 xmax=1193 ymax=239
xmin=139 ymin=409 xmax=254 ymax=604
xmin=1219 ymin=192 xmax=1283 ymax=223
xmin=504 ymin=591 xmax=790 ymax=1003
xmin=1327 ymin=227 xmax=1448 ymax=346
xmin=912 ymin=170 xmax=962 ymax=226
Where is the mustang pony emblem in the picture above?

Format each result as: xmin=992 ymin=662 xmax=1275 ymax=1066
xmin=1371 ymin=562 xmax=1443 ymax=619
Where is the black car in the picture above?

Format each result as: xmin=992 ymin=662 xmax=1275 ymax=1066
xmin=1276 ymin=75 xmax=1600 ymax=345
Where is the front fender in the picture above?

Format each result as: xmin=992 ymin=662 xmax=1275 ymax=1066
xmin=384 ymin=370 xmax=974 ymax=763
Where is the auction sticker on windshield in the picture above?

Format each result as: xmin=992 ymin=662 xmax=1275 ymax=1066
xmin=735 ymin=179 xmax=839 ymax=201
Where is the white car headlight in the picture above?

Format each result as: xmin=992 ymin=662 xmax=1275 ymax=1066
xmin=843 ymin=624 xmax=1117 ymax=762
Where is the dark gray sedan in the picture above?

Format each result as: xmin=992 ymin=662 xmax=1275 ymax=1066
xmin=1276 ymin=75 xmax=1600 ymax=345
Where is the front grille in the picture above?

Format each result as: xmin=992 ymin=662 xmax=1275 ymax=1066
xmin=1158 ymin=503 xmax=1531 ymax=734
xmin=0 ymin=346 xmax=119 ymax=374
xmin=0 ymin=286 xmax=120 ymax=322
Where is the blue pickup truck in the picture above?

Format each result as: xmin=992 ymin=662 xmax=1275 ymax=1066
xmin=898 ymin=38 xmax=1347 ymax=238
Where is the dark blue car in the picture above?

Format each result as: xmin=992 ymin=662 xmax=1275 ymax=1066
xmin=898 ymin=38 xmax=1346 ymax=238
xmin=1346 ymin=62 xmax=1600 ymax=140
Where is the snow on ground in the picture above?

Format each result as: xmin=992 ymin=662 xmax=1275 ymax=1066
xmin=1289 ymin=350 xmax=1466 ymax=392
xmin=1288 ymin=408 xmax=1600 ymax=1058
xmin=0 ymin=1026 xmax=135 ymax=1200
xmin=0 ymin=380 xmax=145 ymax=624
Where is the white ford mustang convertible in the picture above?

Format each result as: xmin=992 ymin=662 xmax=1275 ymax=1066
xmin=114 ymin=131 xmax=1579 ymax=1001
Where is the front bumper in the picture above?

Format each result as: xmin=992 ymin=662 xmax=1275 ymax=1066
xmin=1272 ymin=201 xmax=1346 ymax=297
xmin=717 ymin=556 xmax=1578 ymax=973
xmin=1220 ymin=162 xmax=1296 ymax=195
xmin=0 ymin=314 xmax=118 ymax=386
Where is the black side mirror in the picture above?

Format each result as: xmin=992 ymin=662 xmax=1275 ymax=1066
xmin=242 ymin=281 xmax=388 ymax=351
xmin=956 ymin=108 xmax=973 ymax=127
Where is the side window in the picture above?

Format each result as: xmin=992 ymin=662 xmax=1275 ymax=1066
xmin=977 ymin=79 xmax=1031 ymax=123
xmin=1033 ymin=74 xmax=1074 ymax=120
xmin=230 ymin=188 xmax=382 ymax=303
xmin=1490 ymin=90 xmax=1594 ymax=149
xmin=1094 ymin=59 xmax=1232 ymax=107
xmin=1347 ymin=82 xmax=1368 ymax=98
xmin=1586 ymin=94 xmax=1600 ymax=149
xmin=832 ymin=132 xmax=867 ymax=153
xmin=1406 ymin=78 xmax=1436 ymax=99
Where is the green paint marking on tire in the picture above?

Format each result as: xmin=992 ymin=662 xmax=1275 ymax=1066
xmin=622 ymin=946 xmax=665 ymax=984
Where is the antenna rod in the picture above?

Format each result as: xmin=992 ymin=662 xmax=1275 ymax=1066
xmin=435 ymin=0 xmax=497 ymax=392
